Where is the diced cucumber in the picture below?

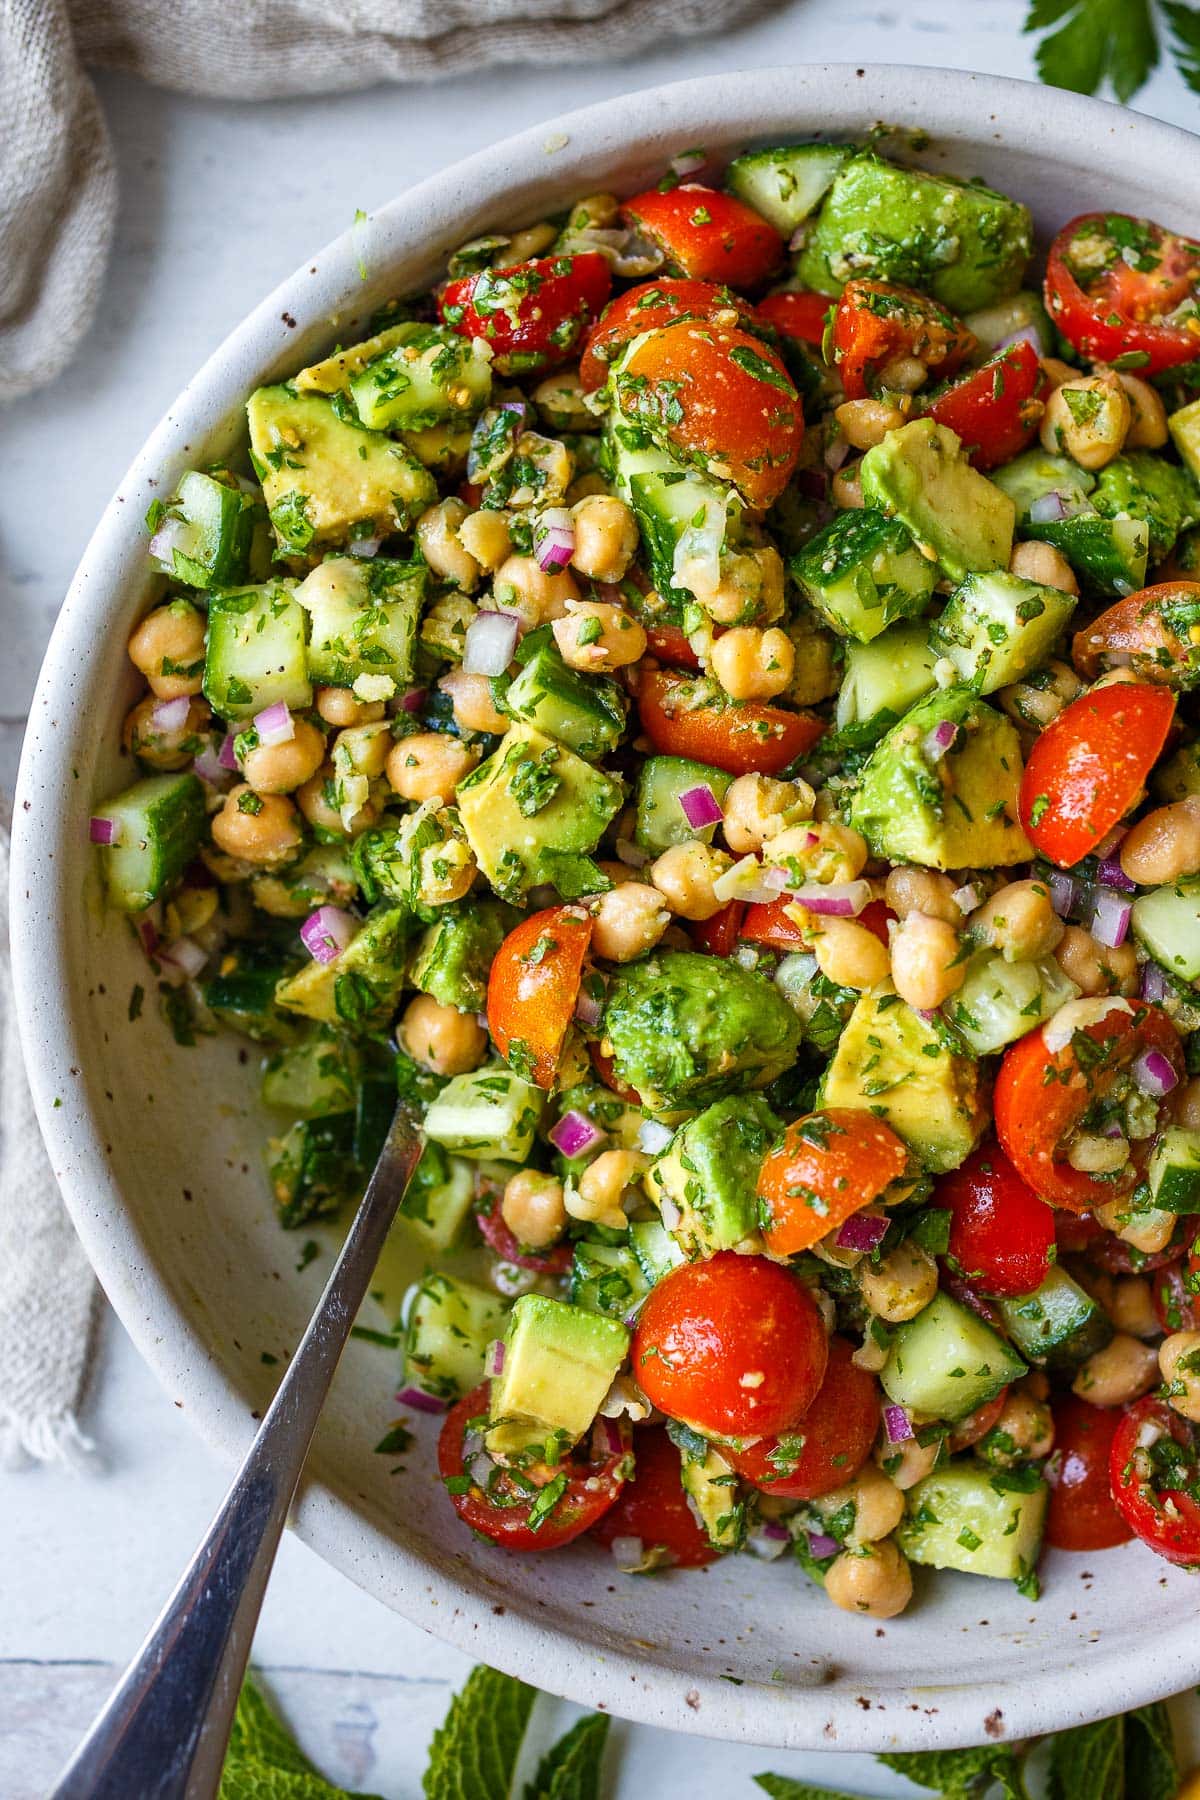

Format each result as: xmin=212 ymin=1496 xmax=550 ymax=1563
xmin=991 ymin=449 xmax=1095 ymax=519
xmin=403 ymin=1271 xmax=509 ymax=1403
xmin=1027 ymin=513 xmax=1149 ymax=599
xmin=569 ymin=1240 xmax=649 ymax=1322
xmin=833 ymin=623 xmax=937 ymax=747
xmin=1149 ymin=1126 xmax=1200 ymax=1214
xmin=92 ymin=772 xmax=206 ymax=913
xmin=503 ymin=636 xmax=627 ymax=759
xmin=725 ymin=142 xmax=854 ymax=235
xmin=295 ymin=555 xmax=424 ymax=693
xmin=608 ymin=425 xmax=737 ymax=608
xmin=267 ymin=1114 xmax=358 ymax=1228
xmin=881 ymin=1291 xmax=1026 ymax=1423
xmin=275 ymin=905 xmax=411 ymax=1030
xmin=486 ymin=1294 xmax=629 ymax=1458
xmin=634 ymin=755 xmax=733 ymax=853
xmin=423 ymin=1064 xmax=546 ymax=1162
xmin=261 ymin=1030 xmax=358 ymax=1119
xmin=1091 ymin=452 xmax=1200 ymax=564
xmin=395 ymin=1144 xmax=476 ymax=1250
xmin=996 ymin=1267 xmax=1112 ymax=1371
xmin=202 ymin=945 xmax=303 ymax=1043
xmin=943 ymin=951 xmax=1079 ymax=1057
xmin=898 ymin=1464 xmax=1048 ymax=1583
xmin=150 ymin=470 xmax=261 ymax=590
xmin=1132 ymin=882 xmax=1200 ymax=982
xmin=963 ymin=290 xmax=1052 ymax=352
xmin=928 ymin=571 xmax=1077 ymax=695
xmin=203 ymin=580 xmax=312 ymax=722
xmin=348 ymin=323 xmax=492 ymax=432
xmin=793 ymin=509 xmax=938 ymax=644
xmin=679 ymin=1440 xmax=744 ymax=1549
xmin=629 ymin=1217 xmax=686 ymax=1285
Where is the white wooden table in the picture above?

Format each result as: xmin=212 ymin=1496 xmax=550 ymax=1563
xmin=3 ymin=7 xmax=1198 ymax=1793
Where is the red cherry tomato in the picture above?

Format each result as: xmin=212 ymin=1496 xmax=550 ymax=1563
xmin=1045 ymin=213 xmax=1200 ymax=377
xmin=690 ymin=900 xmax=745 ymax=957
xmin=644 ymin=622 xmax=703 ymax=669
xmin=1054 ymin=1210 xmax=1105 ymax=1255
xmin=621 ymin=184 xmax=783 ymax=290
xmin=638 ymin=668 xmax=824 ymax=777
xmin=941 ymin=1272 xmax=1003 ymax=1329
xmin=1153 ymin=1242 xmax=1200 ymax=1333
xmin=589 ymin=1041 xmax=643 ymax=1106
xmin=755 ymin=289 xmax=831 ymax=347
xmin=830 ymin=279 xmax=976 ymax=401
xmin=995 ymin=1001 xmax=1184 ymax=1212
xmin=923 ymin=341 xmax=1048 ymax=471
xmin=438 ymin=1384 xmax=628 ymax=1551
xmin=590 ymin=1425 xmax=717 ymax=1569
xmin=947 ymin=1388 xmax=1010 ymax=1454
xmin=938 ymin=1140 xmax=1057 ymax=1297
xmin=486 ymin=906 xmax=592 ymax=1087
xmin=1019 ymin=682 xmax=1176 ymax=868
xmin=727 ymin=1336 xmax=879 ymax=1499
xmin=1086 ymin=1219 xmax=1191 ymax=1276
xmin=579 ymin=277 xmax=754 ymax=391
xmin=473 ymin=1179 xmax=573 ymax=1275
xmin=438 ymin=252 xmax=611 ymax=374
xmin=739 ymin=896 xmax=808 ymax=948
xmin=757 ymin=1108 xmax=909 ymax=1258
xmin=632 ymin=1253 xmax=828 ymax=1439
xmin=1044 ymin=1395 xmax=1133 ymax=1552
xmin=1073 ymin=583 xmax=1200 ymax=689
xmin=858 ymin=899 xmax=896 ymax=946
xmin=1110 ymin=1396 xmax=1200 ymax=1564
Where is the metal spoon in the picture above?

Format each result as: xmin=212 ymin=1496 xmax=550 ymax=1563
xmin=50 ymin=1102 xmax=425 ymax=1800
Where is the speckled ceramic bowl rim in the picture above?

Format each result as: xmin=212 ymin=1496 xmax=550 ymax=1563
xmin=14 ymin=64 xmax=1200 ymax=1754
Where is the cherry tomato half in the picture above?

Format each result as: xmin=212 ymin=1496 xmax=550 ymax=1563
xmin=1045 ymin=213 xmax=1200 ymax=377
xmin=1086 ymin=1217 xmax=1192 ymax=1276
xmin=638 ymin=669 xmax=824 ymax=777
xmin=621 ymin=184 xmax=784 ymax=290
xmin=1153 ymin=1247 xmax=1200 ymax=1334
xmin=689 ymin=900 xmax=745 ymax=958
xmin=486 ymin=906 xmax=592 ymax=1087
xmin=937 ymin=1140 xmax=1057 ymax=1297
xmin=438 ymin=1383 xmax=628 ymax=1551
xmin=739 ymin=896 xmax=808 ymax=948
xmin=947 ymin=1388 xmax=1010 ymax=1455
xmin=1044 ymin=1394 xmax=1133 ymax=1552
xmin=439 ymin=251 xmax=611 ymax=374
xmin=830 ymin=280 xmax=976 ymax=402
xmin=727 ymin=1336 xmax=879 ymax=1499
xmin=579 ymin=277 xmax=754 ymax=391
xmin=1019 ymin=681 xmax=1176 ymax=868
xmin=923 ymin=340 xmax=1048 ymax=471
xmin=633 ymin=1252 xmax=828 ymax=1439
xmin=755 ymin=290 xmax=832 ymax=348
xmin=1072 ymin=583 xmax=1200 ymax=690
xmin=644 ymin=622 xmax=703 ymax=669
xmin=757 ymin=1108 xmax=909 ymax=1258
xmin=1109 ymin=1396 xmax=1200 ymax=1564
xmin=590 ymin=1425 xmax=717 ymax=1569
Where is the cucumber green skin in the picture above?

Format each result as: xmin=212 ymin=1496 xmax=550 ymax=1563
xmin=569 ymin=1241 xmax=648 ymax=1321
xmin=503 ymin=642 xmax=627 ymax=760
xmin=404 ymin=1271 xmax=509 ymax=1403
xmin=1149 ymin=1126 xmax=1200 ymax=1214
xmin=834 ymin=623 xmax=937 ymax=744
xmin=1091 ymin=450 xmax=1200 ymax=563
xmin=634 ymin=755 xmax=733 ymax=853
xmin=268 ymin=1114 xmax=358 ymax=1228
xmin=203 ymin=580 xmax=313 ymax=722
xmin=927 ymin=571 xmax=1078 ymax=696
xmin=94 ymin=771 xmax=206 ymax=913
xmin=202 ymin=947 xmax=304 ymax=1044
xmin=898 ymin=1464 xmax=1048 ymax=1582
xmin=997 ymin=1267 xmax=1113 ymax=1372
xmin=990 ymin=449 xmax=1094 ymax=519
xmin=349 ymin=324 xmax=491 ymax=432
xmin=881 ymin=1291 xmax=1026 ymax=1422
xmin=1024 ymin=514 xmax=1148 ymax=599
xmin=160 ymin=470 xmax=259 ymax=589
xmin=629 ymin=1217 xmax=686 ymax=1284
xmin=791 ymin=508 xmax=937 ymax=644
xmin=261 ymin=1030 xmax=358 ymax=1120
xmin=1132 ymin=882 xmax=1200 ymax=983
xmin=725 ymin=142 xmax=853 ymax=235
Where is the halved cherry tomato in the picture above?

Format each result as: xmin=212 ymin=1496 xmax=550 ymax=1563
xmin=1045 ymin=213 xmax=1200 ymax=377
xmin=947 ymin=1388 xmax=1009 ymax=1454
xmin=739 ymin=896 xmax=807 ymax=948
xmin=613 ymin=318 xmax=802 ymax=508
xmin=757 ymin=1108 xmax=909 ymax=1258
xmin=645 ymin=622 xmax=703 ymax=669
xmin=994 ymin=1001 xmax=1185 ymax=1211
xmin=638 ymin=669 xmax=824 ymax=777
xmin=755 ymin=289 xmax=831 ymax=348
xmin=1153 ymin=1250 xmax=1200 ymax=1333
xmin=1044 ymin=1395 xmax=1133 ymax=1551
xmin=579 ymin=277 xmax=753 ymax=390
xmin=830 ymin=280 xmax=976 ymax=402
xmin=621 ymin=185 xmax=783 ymax=290
xmin=486 ymin=906 xmax=592 ymax=1087
xmin=1109 ymin=1396 xmax=1200 ymax=1564
xmin=438 ymin=1383 xmax=628 ymax=1551
xmin=1054 ymin=1210 xmax=1105 ymax=1255
xmin=589 ymin=1041 xmax=643 ymax=1106
xmin=438 ymin=251 xmax=611 ymax=374
xmin=941 ymin=1272 xmax=1003 ymax=1329
xmin=938 ymin=1140 xmax=1056 ymax=1297
xmin=473 ymin=1177 xmax=573 ymax=1275
xmin=690 ymin=900 xmax=745 ymax=957
xmin=1073 ymin=583 xmax=1200 ymax=689
xmin=858 ymin=898 xmax=895 ymax=946
xmin=728 ymin=1336 xmax=878 ymax=1499
xmin=1018 ymin=681 xmax=1176 ymax=868
xmin=923 ymin=341 xmax=1048 ymax=471
xmin=632 ymin=1252 xmax=828 ymax=1439
xmin=590 ymin=1425 xmax=716 ymax=1568
xmin=1087 ymin=1217 xmax=1191 ymax=1276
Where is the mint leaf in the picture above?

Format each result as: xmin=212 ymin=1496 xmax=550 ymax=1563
xmin=423 ymin=1664 xmax=537 ymax=1800
xmin=877 ymin=1743 xmax=1026 ymax=1797
xmin=1024 ymin=0 xmax=1160 ymax=101
xmin=219 ymin=1679 xmax=383 ymax=1800
xmin=1164 ymin=0 xmax=1200 ymax=90
xmin=1048 ymin=1714 xmax=1124 ymax=1800
xmin=1125 ymin=1700 xmax=1177 ymax=1800
xmin=525 ymin=1714 xmax=609 ymax=1800
xmin=753 ymin=1778 xmax=870 ymax=1800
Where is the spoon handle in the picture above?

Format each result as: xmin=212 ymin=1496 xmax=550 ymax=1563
xmin=51 ymin=1104 xmax=424 ymax=1800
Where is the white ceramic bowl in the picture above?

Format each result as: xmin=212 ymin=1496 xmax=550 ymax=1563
xmin=14 ymin=64 xmax=1200 ymax=1754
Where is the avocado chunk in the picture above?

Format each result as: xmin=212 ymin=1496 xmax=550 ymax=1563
xmin=928 ymin=570 xmax=1077 ymax=695
xmin=1170 ymin=396 xmax=1200 ymax=484
xmin=648 ymin=1093 xmax=781 ymax=1257
xmin=247 ymin=385 xmax=436 ymax=554
xmin=820 ymin=985 xmax=987 ymax=1172
xmin=486 ymin=1294 xmax=629 ymax=1459
xmin=898 ymin=1464 xmax=1047 ymax=1583
xmin=603 ymin=950 xmax=802 ymax=1113
xmin=295 ymin=555 xmax=425 ymax=694
xmin=275 ymin=905 xmax=412 ymax=1029
xmin=848 ymin=683 xmax=1031 ymax=870
xmin=833 ymin=623 xmax=938 ymax=749
xmin=678 ymin=1438 xmax=745 ymax=1549
xmin=455 ymin=724 xmax=624 ymax=901
xmin=861 ymin=420 xmax=1016 ymax=584
xmin=407 ymin=899 xmax=517 ymax=1014
xmin=791 ymin=507 xmax=938 ymax=643
xmin=423 ymin=1063 xmax=545 ymax=1162
xmin=296 ymin=322 xmax=419 ymax=393
xmin=1090 ymin=450 xmax=1200 ymax=562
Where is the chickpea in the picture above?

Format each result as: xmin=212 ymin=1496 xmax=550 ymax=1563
xmin=1093 ymin=1197 xmax=1175 ymax=1256
xmin=884 ymin=865 xmax=961 ymax=926
xmin=590 ymin=882 xmax=670 ymax=962
xmin=1117 ymin=372 xmax=1169 ymax=449
xmin=684 ymin=543 xmax=785 ymax=626
xmin=239 ymin=718 xmax=326 ymax=795
xmin=532 ymin=368 xmax=594 ymax=432
xmin=1072 ymin=1332 xmax=1160 ymax=1407
xmin=858 ymin=1241 xmax=939 ymax=1323
xmin=386 ymin=732 xmax=478 ymax=805
xmin=710 ymin=626 xmax=795 ymax=702
xmin=832 ymin=463 xmax=865 ymax=509
xmin=552 ymin=600 xmax=646 ymax=672
xmin=1159 ymin=1329 xmax=1200 ymax=1424
xmin=501 ymin=1169 xmax=568 ymax=1251
xmin=494 ymin=553 xmax=581 ymax=626
xmin=504 ymin=220 xmax=556 ymax=262
xmin=1068 ymin=1132 xmax=1130 ymax=1175
xmin=1054 ymin=924 xmax=1138 ymax=997
xmin=1040 ymin=370 xmax=1131 ymax=470
xmin=507 ymin=432 xmax=574 ymax=506
xmin=890 ymin=912 xmax=965 ymax=1012
xmin=123 ymin=694 xmax=211 ymax=770
xmin=824 ymin=1540 xmax=912 ymax=1620
xmin=877 ymin=354 xmax=928 ymax=394
xmin=1120 ymin=797 xmax=1200 ymax=885
xmin=1110 ymin=1275 xmax=1159 ymax=1340
xmin=817 ymin=1465 xmax=906 ymax=1545
xmin=210 ymin=785 xmax=303 ymax=868
xmin=332 ymin=720 xmax=391 ymax=781
xmin=650 ymin=842 xmax=733 ymax=922
xmin=1175 ymin=1076 xmax=1200 ymax=1131
xmin=316 ymin=686 xmax=386 ymax=727
xmin=1008 ymin=539 xmax=1079 ymax=595
xmin=127 ymin=600 xmax=206 ymax=699
xmin=416 ymin=497 xmax=481 ymax=593
xmin=770 ymin=820 xmax=869 ymax=885
xmin=877 ymin=1433 xmax=940 ymax=1491
xmin=566 ymin=472 xmax=609 ymax=504
xmin=998 ymin=659 xmax=1082 ymax=733
xmin=458 ymin=509 xmax=513 ymax=573
xmin=809 ymin=914 xmax=891 ymax=991
xmin=977 ymin=1389 xmax=1054 ymax=1467
xmin=438 ymin=666 xmax=509 ymax=735
xmin=1040 ymin=355 xmax=1079 ymax=389
xmin=835 ymin=397 xmax=907 ymax=451
xmin=971 ymin=878 xmax=1064 ymax=962
xmin=786 ymin=611 xmax=840 ymax=707
xmin=295 ymin=766 xmax=379 ymax=838
xmin=399 ymin=993 xmax=486 ymax=1076
xmin=565 ymin=192 xmax=620 ymax=232
xmin=569 ymin=494 xmax=639 ymax=584
xmin=722 ymin=773 xmax=815 ymax=855
xmin=569 ymin=1149 xmax=651 ymax=1233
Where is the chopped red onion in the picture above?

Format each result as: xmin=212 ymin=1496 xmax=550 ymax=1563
xmin=678 ymin=783 xmax=724 ymax=830
xmin=996 ymin=323 xmax=1044 ymax=357
xmin=300 ymin=905 xmax=357 ymax=965
xmin=1140 ymin=961 xmax=1169 ymax=1004
xmin=638 ymin=1118 xmax=674 ymax=1155
xmin=549 ymin=1109 xmax=607 ymax=1158
xmin=595 ymin=1415 xmax=625 ymax=1458
xmin=574 ymin=985 xmax=604 ymax=1029
xmin=659 ymin=1195 xmax=682 ymax=1233
xmin=786 ymin=880 xmax=872 ymax=918
xmin=823 ymin=434 xmax=850 ymax=472
xmin=348 ymin=535 xmax=382 ymax=559
xmin=1090 ymin=887 xmax=1132 ymax=951
xmin=151 ymin=694 xmax=192 ymax=736
xmin=610 ymin=1535 xmax=645 ymax=1570
xmin=485 ymin=1338 xmax=505 ymax=1378
xmin=399 ymin=687 xmax=427 ymax=714
xmin=137 ymin=914 xmax=160 ymax=957
xmin=1133 ymin=1049 xmax=1179 ymax=1098
xmin=253 ymin=700 xmax=294 ymax=747
xmin=89 ymin=815 xmax=118 ymax=846
xmin=884 ymin=1404 xmax=914 ymax=1443
xmin=835 ymin=1211 xmax=889 ymax=1253
xmin=923 ymin=718 xmax=959 ymax=763
xmin=669 ymin=148 xmax=707 ymax=178
xmin=746 ymin=1521 xmax=791 ymax=1560
xmin=463 ymin=609 xmax=520 ymax=676
xmin=623 ymin=1295 xmax=649 ymax=1328
xmin=757 ymin=1518 xmax=791 ymax=1543
xmin=159 ymin=936 xmax=208 ymax=980
xmin=951 ymin=882 xmax=983 ymax=915
xmin=763 ymin=865 xmax=789 ymax=892
xmin=1047 ymin=870 xmax=1078 ymax=919
xmin=807 ymin=1531 xmax=840 ymax=1560
xmin=533 ymin=508 xmax=575 ymax=573
xmin=1094 ymin=824 xmax=1127 ymax=860
xmin=1096 ymin=855 xmax=1135 ymax=894
xmin=193 ymin=742 xmax=233 ymax=788
xmin=218 ymin=733 xmax=239 ymax=772
xmin=396 ymin=1385 xmax=449 ymax=1415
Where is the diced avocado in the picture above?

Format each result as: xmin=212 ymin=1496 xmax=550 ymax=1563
xmin=1091 ymin=451 xmax=1200 ymax=562
xmin=608 ymin=424 xmax=740 ymax=610
xmin=246 ymin=385 xmax=436 ymax=553
xmin=898 ymin=1464 xmax=1047 ymax=1583
xmin=834 ymin=623 xmax=937 ymax=748
xmin=1156 ymin=742 xmax=1200 ymax=802
xmin=603 ymin=950 xmax=802 ymax=1113
xmin=997 ymin=1267 xmax=1114 ymax=1371
xmin=202 ymin=944 xmax=303 ymax=1044
xmin=275 ymin=905 xmax=411 ymax=1029
xmin=423 ymin=1063 xmax=545 ymax=1162
xmin=1170 ymin=396 xmax=1200 ymax=484
xmin=629 ymin=1216 xmax=687 ymax=1285
xmin=251 ymin=843 xmax=359 ymax=920
xmin=725 ymin=142 xmax=854 ymax=235
xmin=634 ymin=755 xmax=734 ymax=854
xmin=963 ymin=290 xmax=1052 ymax=351
xmin=267 ymin=1113 xmax=358 ymax=1228
xmin=569 ymin=1240 xmax=649 ymax=1321
xmin=679 ymin=1439 xmax=744 ymax=1550
xmin=294 ymin=555 xmax=424 ymax=694
xmin=1132 ymin=881 xmax=1200 ymax=983
xmin=404 ymin=1270 xmax=509 ymax=1403
xmin=395 ymin=1141 xmax=477 ymax=1252
xmin=943 ymin=950 xmax=1078 ymax=1056
xmin=791 ymin=508 xmax=938 ymax=643
xmin=203 ymin=580 xmax=312 ymax=722
xmin=794 ymin=153 xmax=1033 ymax=313
xmin=502 ymin=636 xmax=628 ymax=759
xmin=1149 ymin=1126 xmax=1200 ymax=1214
xmin=861 ymin=420 xmax=1015 ymax=584
xmin=648 ymin=1093 xmax=780 ymax=1258
xmin=848 ymin=684 xmax=1031 ymax=870
xmin=346 ymin=322 xmax=492 ymax=432
xmin=92 ymin=772 xmax=206 ymax=913
xmin=928 ymin=571 xmax=1077 ymax=695
xmin=149 ymin=470 xmax=262 ymax=589
xmin=261 ymin=1028 xmax=358 ymax=1119
xmin=455 ymin=724 xmax=624 ymax=902
xmin=881 ymin=1291 xmax=1026 ymax=1422
xmin=486 ymin=1294 xmax=629 ymax=1458
xmin=407 ymin=900 xmax=515 ymax=1014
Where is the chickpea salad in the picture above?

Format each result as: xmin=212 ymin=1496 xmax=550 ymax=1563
xmin=92 ymin=138 xmax=1200 ymax=1614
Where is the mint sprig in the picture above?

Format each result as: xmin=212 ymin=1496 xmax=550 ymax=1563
xmin=1024 ymin=0 xmax=1200 ymax=100
xmin=423 ymin=1664 xmax=537 ymax=1800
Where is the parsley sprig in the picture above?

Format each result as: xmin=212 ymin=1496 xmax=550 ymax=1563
xmin=1024 ymin=0 xmax=1200 ymax=101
